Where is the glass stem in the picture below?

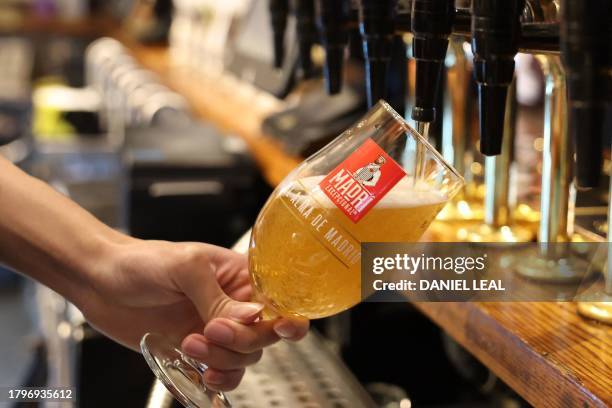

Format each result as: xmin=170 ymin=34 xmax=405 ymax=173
xmin=180 ymin=354 xmax=233 ymax=407
xmin=182 ymin=354 xmax=209 ymax=376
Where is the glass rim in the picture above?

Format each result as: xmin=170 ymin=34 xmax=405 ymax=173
xmin=376 ymin=100 xmax=465 ymax=185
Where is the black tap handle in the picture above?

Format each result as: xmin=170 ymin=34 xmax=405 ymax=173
xmin=471 ymin=0 xmax=524 ymax=156
xmin=270 ymin=0 xmax=290 ymax=68
xmin=410 ymin=0 xmax=455 ymax=123
xmin=315 ymin=0 xmax=351 ymax=94
xmin=387 ymin=35 xmax=408 ymax=115
xmin=153 ymin=0 xmax=173 ymax=17
xmin=358 ymin=0 xmax=397 ymax=107
xmin=561 ymin=0 xmax=611 ymax=188
xmin=294 ymin=0 xmax=317 ymax=77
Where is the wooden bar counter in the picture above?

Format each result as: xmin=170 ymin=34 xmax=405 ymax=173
xmin=121 ymin=41 xmax=300 ymax=187
xmin=414 ymin=302 xmax=610 ymax=407
xmin=123 ymin=42 xmax=611 ymax=408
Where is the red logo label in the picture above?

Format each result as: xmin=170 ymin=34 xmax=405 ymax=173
xmin=319 ymin=138 xmax=407 ymax=223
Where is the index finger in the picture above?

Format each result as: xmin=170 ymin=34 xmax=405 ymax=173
xmin=203 ymin=316 xmax=310 ymax=354
xmin=203 ymin=318 xmax=280 ymax=353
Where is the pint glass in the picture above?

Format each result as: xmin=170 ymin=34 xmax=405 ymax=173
xmin=141 ymin=101 xmax=464 ymax=407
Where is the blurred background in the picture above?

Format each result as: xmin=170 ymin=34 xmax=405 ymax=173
xmin=0 ymin=0 xmax=609 ymax=407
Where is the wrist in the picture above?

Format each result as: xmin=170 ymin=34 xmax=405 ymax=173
xmin=69 ymin=227 xmax=138 ymax=309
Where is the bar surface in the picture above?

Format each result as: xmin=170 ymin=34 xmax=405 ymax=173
xmin=413 ymin=301 xmax=611 ymax=408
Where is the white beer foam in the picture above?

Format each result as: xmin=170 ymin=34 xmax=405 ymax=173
xmin=295 ymin=175 xmax=448 ymax=209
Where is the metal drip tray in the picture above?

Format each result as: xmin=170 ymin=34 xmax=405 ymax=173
xmin=225 ymin=331 xmax=375 ymax=408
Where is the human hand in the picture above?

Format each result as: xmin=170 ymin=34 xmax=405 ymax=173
xmin=76 ymin=239 xmax=309 ymax=391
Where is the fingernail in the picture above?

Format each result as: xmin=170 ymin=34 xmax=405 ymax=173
xmin=182 ymin=338 xmax=208 ymax=357
xmin=205 ymin=370 xmax=225 ymax=385
xmin=204 ymin=321 xmax=234 ymax=345
xmin=230 ymin=303 xmax=264 ymax=322
xmin=274 ymin=320 xmax=296 ymax=339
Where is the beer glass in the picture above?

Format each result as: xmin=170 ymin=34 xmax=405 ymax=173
xmin=141 ymin=101 xmax=464 ymax=407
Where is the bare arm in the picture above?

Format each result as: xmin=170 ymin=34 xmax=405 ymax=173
xmin=0 ymin=155 xmax=307 ymax=391
xmin=0 ymin=155 xmax=128 ymax=302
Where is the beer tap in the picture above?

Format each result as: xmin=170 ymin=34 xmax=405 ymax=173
xmin=315 ymin=0 xmax=351 ymax=94
xmin=515 ymin=54 xmax=588 ymax=281
xmin=269 ymin=0 xmax=290 ymax=69
xmin=294 ymin=0 xmax=317 ymax=78
xmin=409 ymin=0 xmax=455 ymax=137
xmin=457 ymin=0 xmax=534 ymax=242
xmin=386 ymin=35 xmax=409 ymax=116
xmin=572 ymin=0 xmax=612 ymax=324
xmin=561 ymin=0 xmax=610 ymax=188
xmin=357 ymin=0 xmax=397 ymax=108
xmin=513 ymin=1 xmax=587 ymax=282
xmin=471 ymin=0 xmax=524 ymax=156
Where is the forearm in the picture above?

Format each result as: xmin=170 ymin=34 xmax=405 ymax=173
xmin=0 ymin=156 xmax=132 ymax=302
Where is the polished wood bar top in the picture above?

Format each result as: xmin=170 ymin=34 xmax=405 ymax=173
xmin=117 ymin=41 xmax=612 ymax=408
xmin=414 ymin=302 xmax=611 ymax=408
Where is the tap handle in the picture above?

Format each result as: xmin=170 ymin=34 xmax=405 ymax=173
xmin=269 ymin=0 xmax=290 ymax=68
xmin=410 ymin=0 xmax=455 ymax=123
xmin=561 ymin=0 xmax=611 ymax=188
xmin=358 ymin=0 xmax=397 ymax=107
xmin=294 ymin=0 xmax=317 ymax=77
xmin=471 ymin=0 xmax=524 ymax=156
xmin=315 ymin=0 xmax=351 ymax=94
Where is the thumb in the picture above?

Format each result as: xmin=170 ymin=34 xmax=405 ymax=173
xmin=209 ymin=296 xmax=264 ymax=324
xmin=173 ymin=245 xmax=263 ymax=325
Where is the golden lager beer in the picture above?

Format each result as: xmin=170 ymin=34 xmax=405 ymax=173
xmin=249 ymin=176 xmax=449 ymax=319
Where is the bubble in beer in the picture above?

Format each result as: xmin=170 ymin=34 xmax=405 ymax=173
xmin=249 ymin=176 xmax=449 ymax=319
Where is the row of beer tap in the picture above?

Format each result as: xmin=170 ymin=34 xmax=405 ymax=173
xmin=270 ymin=0 xmax=608 ymax=180
xmin=268 ymin=0 xmax=612 ymax=323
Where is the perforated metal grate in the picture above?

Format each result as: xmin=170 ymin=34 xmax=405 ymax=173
xmin=226 ymin=331 xmax=376 ymax=408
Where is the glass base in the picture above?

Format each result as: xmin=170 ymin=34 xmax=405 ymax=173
xmin=513 ymin=254 xmax=589 ymax=284
xmin=140 ymin=333 xmax=232 ymax=408
xmin=576 ymin=293 xmax=612 ymax=325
